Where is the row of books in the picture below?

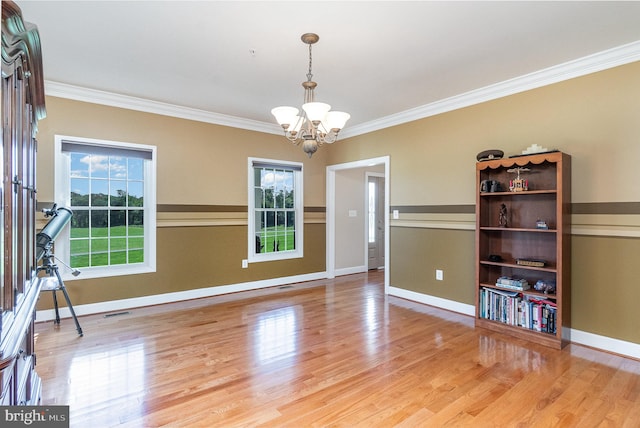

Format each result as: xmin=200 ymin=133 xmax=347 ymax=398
xmin=479 ymin=287 xmax=557 ymax=334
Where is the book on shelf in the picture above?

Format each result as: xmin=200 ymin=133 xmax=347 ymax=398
xmin=516 ymin=258 xmax=546 ymax=267
xmin=496 ymin=276 xmax=530 ymax=291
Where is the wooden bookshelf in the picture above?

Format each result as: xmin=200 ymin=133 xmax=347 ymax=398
xmin=475 ymin=151 xmax=571 ymax=349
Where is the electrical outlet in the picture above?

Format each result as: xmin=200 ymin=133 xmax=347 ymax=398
xmin=242 ymin=259 xmax=248 ymax=269
xmin=436 ymin=269 xmax=444 ymax=281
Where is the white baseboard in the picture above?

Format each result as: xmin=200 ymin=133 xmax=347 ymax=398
xmin=567 ymin=328 xmax=640 ymax=360
xmin=36 ymin=271 xmax=327 ymax=322
xmin=388 ymin=286 xmax=476 ymax=316
xmin=334 ymin=265 xmax=367 ymax=277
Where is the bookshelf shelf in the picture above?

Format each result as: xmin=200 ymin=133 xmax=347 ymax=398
xmin=475 ymin=151 xmax=571 ymax=349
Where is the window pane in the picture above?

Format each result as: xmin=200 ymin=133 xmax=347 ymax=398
xmin=264 ymin=187 xmax=274 ymax=208
xmin=70 ymin=178 xmax=89 ymax=207
xmin=70 ymin=238 xmax=88 ymax=255
xmin=71 ymin=210 xmax=89 ymax=237
xmin=128 ymin=210 xmax=143 ymax=229
xmin=72 ymin=253 xmax=89 ymax=268
xmin=110 ymin=180 xmax=127 ymax=206
xmin=90 ymin=155 xmax=109 ymax=179
xmin=275 ymin=189 xmax=284 ymax=209
xmin=91 ymin=237 xmax=108 ymax=266
xmin=266 ymin=211 xmax=275 ymax=229
xmin=70 ymin=238 xmax=89 ymax=267
xmin=128 ymin=249 xmax=143 ymax=263
xmin=111 ymin=237 xmax=126 ymax=252
xmin=128 ymin=237 xmax=143 ymax=263
xmin=70 ymin=153 xmax=89 ymax=177
xmin=91 ymin=237 xmax=108 ymax=252
xmin=91 ymin=180 xmax=109 ymax=206
xmin=254 ymin=168 xmax=262 ymax=187
xmin=91 ymin=210 xmax=108 ymax=233
xmin=128 ymin=181 xmax=144 ymax=207
xmin=110 ymin=210 xmax=126 ymax=236
xmin=284 ymin=188 xmax=294 ymax=209
xmin=254 ymin=188 xmax=264 ymax=209
xmin=111 ymin=251 xmax=127 ymax=265
xmin=128 ymin=158 xmax=144 ymax=181
xmin=128 ymin=236 xmax=143 ymax=250
xmin=109 ymin=156 xmax=126 ymax=179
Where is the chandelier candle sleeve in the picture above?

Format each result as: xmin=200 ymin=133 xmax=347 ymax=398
xmin=271 ymin=33 xmax=350 ymax=157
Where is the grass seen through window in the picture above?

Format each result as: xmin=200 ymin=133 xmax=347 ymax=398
xmin=70 ymin=225 xmax=144 ymax=267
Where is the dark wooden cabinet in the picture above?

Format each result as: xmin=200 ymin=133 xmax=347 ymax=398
xmin=475 ymin=151 xmax=571 ymax=349
xmin=1 ymin=0 xmax=46 ymax=405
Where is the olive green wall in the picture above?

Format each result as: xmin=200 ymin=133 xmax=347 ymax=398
xmin=572 ymin=235 xmax=640 ymax=344
xmin=329 ymin=61 xmax=640 ymax=345
xmin=36 ymin=97 xmax=327 ymax=309
xmin=390 ymin=227 xmax=475 ymax=305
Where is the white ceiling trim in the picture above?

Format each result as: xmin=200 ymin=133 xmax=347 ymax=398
xmin=45 ymin=40 xmax=640 ymax=139
xmin=44 ymin=81 xmax=282 ymax=135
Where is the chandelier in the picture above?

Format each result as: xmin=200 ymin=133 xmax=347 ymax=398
xmin=271 ymin=33 xmax=350 ymax=158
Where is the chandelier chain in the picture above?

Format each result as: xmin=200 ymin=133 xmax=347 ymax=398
xmin=306 ymin=43 xmax=313 ymax=82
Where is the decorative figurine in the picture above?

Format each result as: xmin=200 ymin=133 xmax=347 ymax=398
xmin=508 ymin=167 xmax=530 ymax=192
xmin=499 ymin=203 xmax=508 ymax=227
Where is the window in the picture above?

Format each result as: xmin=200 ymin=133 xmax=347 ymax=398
xmin=248 ymin=158 xmax=303 ymax=263
xmin=54 ymin=135 xmax=156 ymax=279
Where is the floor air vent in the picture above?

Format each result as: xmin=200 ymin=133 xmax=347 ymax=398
xmin=104 ymin=311 xmax=131 ymax=318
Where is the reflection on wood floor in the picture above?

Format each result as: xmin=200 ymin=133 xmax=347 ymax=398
xmin=35 ymin=270 xmax=640 ymax=427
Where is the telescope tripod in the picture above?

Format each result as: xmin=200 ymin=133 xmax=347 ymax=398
xmin=38 ymin=251 xmax=83 ymax=336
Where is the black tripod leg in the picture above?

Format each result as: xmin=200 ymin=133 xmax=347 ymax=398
xmin=52 ymin=290 xmax=61 ymax=324
xmin=53 ymin=268 xmax=84 ymax=337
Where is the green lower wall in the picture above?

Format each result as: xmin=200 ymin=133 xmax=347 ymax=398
xmin=390 ymin=226 xmax=640 ymax=345
xmin=36 ymin=223 xmax=326 ymax=310
xmin=572 ymin=235 xmax=640 ymax=344
xmin=390 ymin=227 xmax=476 ymax=304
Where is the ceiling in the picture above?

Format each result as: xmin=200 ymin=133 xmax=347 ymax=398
xmin=15 ymin=1 xmax=640 ymax=136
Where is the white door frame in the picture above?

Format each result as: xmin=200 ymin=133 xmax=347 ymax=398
xmin=326 ymin=156 xmax=390 ymax=294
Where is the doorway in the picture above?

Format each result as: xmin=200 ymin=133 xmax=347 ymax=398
xmin=326 ymin=156 xmax=390 ymax=293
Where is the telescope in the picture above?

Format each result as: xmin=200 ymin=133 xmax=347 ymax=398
xmin=36 ymin=204 xmax=73 ymax=262
xmin=36 ymin=203 xmax=83 ymax=336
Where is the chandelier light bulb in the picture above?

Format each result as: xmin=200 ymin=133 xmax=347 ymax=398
xmin=271 ymin=106 xmax=299 ymax=128
xmin=324 ymin=111 xmax=351 ymax=131
xmin=302 ymin=102 xmax=331 ymax=123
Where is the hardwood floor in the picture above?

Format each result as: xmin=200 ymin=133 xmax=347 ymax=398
xmin=35 ymin=271 xmax=640 ymax=427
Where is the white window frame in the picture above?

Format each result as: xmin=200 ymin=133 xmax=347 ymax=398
xmin=54 ymin=135 xmax=157 ymax=280
xmin=247 ymin=157 xmax=303 ymax=263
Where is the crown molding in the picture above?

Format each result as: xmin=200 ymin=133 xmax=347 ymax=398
xmin=341 ymin=40 xmax=640 ymax=138
xmin=45 ymin=40 xmax=640 ymax=138
xmin=44 ymin=81 xmax=283 ymax=135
